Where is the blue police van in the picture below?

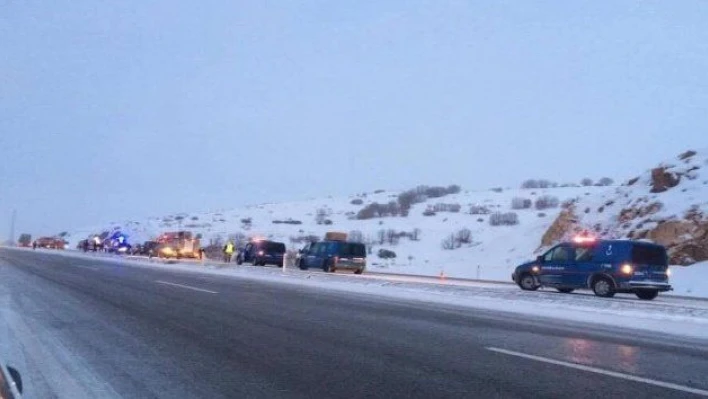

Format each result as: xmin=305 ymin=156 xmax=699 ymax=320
xmin=512 ymin=237 xmax=672 ymax=300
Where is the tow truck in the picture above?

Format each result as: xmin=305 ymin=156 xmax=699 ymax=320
xmin=156 ymin=231 xmax=201 ymax=259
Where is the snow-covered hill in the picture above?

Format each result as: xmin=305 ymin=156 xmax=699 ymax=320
xmin=61 ymin=149 xmax=708 ymax=281
xmin=542 ymin=149 xmax=708 ymax=265
xmin=63 ymin=185 xmax=607 ymax=280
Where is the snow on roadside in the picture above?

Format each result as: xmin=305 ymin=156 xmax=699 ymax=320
xmin=669 ymin=261 xmax=708 ymax=298
xmin=20 ymin=248 xmax=708 ymax=340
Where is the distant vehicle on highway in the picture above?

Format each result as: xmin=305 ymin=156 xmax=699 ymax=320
xmin=17 ymin=234 xmax=32 ymax=247
xmin=512 ymin=236 xmax=672 ymax=300
xmin=34 ymin=237 xmax=66 ymax=250
xmin=298 ymin=239 xmax=366 ymax=274
xmin=237 ymin=240 xmax=286 ymax=267
xmin=138 ymin=241 xmax=159 ymax=257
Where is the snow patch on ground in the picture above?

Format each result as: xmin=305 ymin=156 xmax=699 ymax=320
xmin=669 ymin=261 xmax=708 ymax=297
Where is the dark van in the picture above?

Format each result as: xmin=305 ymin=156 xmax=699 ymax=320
xmin=512 ymin=238 xmax=672 ymax=300
xmin=298 ymin=240 xmax=366 ymax=274
xmin=237 ymin=240 xmax=286 ymax=267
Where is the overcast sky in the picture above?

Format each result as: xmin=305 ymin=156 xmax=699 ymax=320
xmin=1 ymin=0 xmax=707 ymax=237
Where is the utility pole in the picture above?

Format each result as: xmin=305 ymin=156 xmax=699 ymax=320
xmin=9 ymin=210 xmax=17 ymax=246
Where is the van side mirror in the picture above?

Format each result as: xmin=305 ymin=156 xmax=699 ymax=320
xmin=536 ymin=255 xmax=543 ymax=263
xmin=7 ymin=366 xmax=22 ymax=394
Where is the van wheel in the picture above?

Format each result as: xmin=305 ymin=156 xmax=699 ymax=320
xmin=354 ymin=269 xmax=363 ymax=275
xmin=298 ymin=259 xmax=307 ymax=270
xmin=323 ymin=261 xmax=335 ymax=273
xmin=592 ymin=277 xmax=615 ymax=298
xmin=635 ymin=290 xmax=659 ymax=300
xmin=557 ymin=288 xmax=574 ymax=294
xmin=236 ymin=258 xmax=243 ymax=265
xmin=518 ymin=274 xmax=539 ymax=291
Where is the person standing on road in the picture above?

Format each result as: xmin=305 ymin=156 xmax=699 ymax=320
xmin=223 ymin=240 xmax=235 ymax=263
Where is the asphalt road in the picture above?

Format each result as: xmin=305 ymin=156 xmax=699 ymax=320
xmin=1 ymin=248 xmax=708 ymax=398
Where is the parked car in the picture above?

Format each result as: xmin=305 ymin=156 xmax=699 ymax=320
xmin=512 ymin=237 xmax=672 ymax=300
xmin=140 ymin=241 xmax=159 ymax=257
xmin=237 ymin=240 xmax=286 ymax=267
xmin=298 ymin=240 xmax=366 ymax=274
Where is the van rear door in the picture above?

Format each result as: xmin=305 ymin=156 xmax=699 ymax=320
xmin=631 ymin=244 xmax=669 ymax=282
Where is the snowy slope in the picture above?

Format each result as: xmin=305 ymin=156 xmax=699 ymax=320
xmin=545 ymin=149 xmax=708 ymax=264
xmin=63 ymin=185 xmax=606 ymax=280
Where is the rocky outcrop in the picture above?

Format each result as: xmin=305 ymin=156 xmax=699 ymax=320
xmin=618 ymin=201 xmax=662 ymax=223
xmin=650 ymin=167 xmax=680 ymax=193
xmin=647 ymin=215 xmax=708 ymax=265
xmin=540 ymin=208 xmax=578 ymax=247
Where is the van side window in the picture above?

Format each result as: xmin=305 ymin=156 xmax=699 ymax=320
xmin=543 ymin=248 xmax=556 ymax=262
xmin=575 ymin=247 xmax=593 ymax=262
xmin=546 ymin=246 xmax=575 ymax=262
xmin=326 ymin=242 xmax=339 ymax=255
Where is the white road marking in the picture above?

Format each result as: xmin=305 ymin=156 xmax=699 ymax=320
xmin=155 ymin=280 xmax=218 ymax=294
xmin=486 ymin=347 xmax=708 ymax=397
xmin=73 ymin=264 xmax=99 ymax=271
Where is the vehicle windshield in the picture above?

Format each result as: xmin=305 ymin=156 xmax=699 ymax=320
xmin=631 ymin=245 xmax=668 ymax=266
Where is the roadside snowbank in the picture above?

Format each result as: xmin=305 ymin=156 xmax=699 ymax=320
xmin=669 ymin=261 xmax=708 ymax=297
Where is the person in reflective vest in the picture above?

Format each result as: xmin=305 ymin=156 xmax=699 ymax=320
xmin=223 ymin=241 xmax=235 ymax=263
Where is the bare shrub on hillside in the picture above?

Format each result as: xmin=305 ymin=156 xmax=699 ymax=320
xmin=455 ymin=228 xmax=472 ymax=245
xmin=521 ymin=179 xmax=539 ymax=189
xmin=356 ymin=201 xmax=400 ymax=220
xmin=441 ymin=234 xmax=456 ymax=250
xmin=315 ymin=207 xmax=332 ymax=224
xmin=350 ymin=198 xmax=364 ymax=205
xmin=385 ymin=229 xmax=399 ymax=245
xmin=348 ymin=230 xmax=364 ymax=243
xmin=469 ymin=205 xmax=491 ymax=215
xmin=534 ymin=195 xmax=560 ymax=210
xmin=433 ymin=203 xmax=462 ymax=213
xmin=511 ymin=197 xmax=532 ymax=210
xmin=489 ymin=212 xmax=519 ymax=226
xmin=581 ymin=178 xmax=594 ymax=186
xmin=378 ymin=249 xmax=397 ymax=259
xmin=396 ymin=184 xmax=461 ymax=215
xmin=228 ymin=232 xmax=247 ymax=246
xmin=598 ymin=177 xmax=614 ymax=186
xmin=289 ymin=235 xmax=320 ymax=244
xmin=377 ymin=230 xmax=386 ymax=245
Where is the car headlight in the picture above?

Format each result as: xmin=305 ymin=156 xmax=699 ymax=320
xmin=257 ymin=250 xmax=264 ymax=256
xmin=666 ymin=268 xmax=672 ymax=276
xmin=620 ymin=264 xmax=633 ymax=275
xmin=531 ymin=265 xmax=540 ymax=273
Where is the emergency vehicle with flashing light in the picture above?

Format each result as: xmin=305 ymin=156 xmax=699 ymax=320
xmin=512 ymin=236 xmax=672 ymax=300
